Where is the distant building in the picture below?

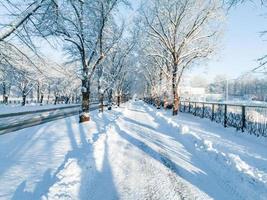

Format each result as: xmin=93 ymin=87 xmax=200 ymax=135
xmin=180 ymin=87 xmax=206 ymax=101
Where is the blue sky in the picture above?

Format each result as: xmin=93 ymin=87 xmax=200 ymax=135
xmin=2 ymin=1 xmax=264 ymax=82
xmin=199 ymin=3 xmax=267 ymax=81
xmin=123 ymin=0 xmax=267 ymax=81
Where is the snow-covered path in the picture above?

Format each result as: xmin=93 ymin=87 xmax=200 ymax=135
xmin=1 ymin=101 xmax=267 ymax=200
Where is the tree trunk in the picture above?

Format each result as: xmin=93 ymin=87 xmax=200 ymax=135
xmin=65 ymin=96 xmax=70 ymax=104
xmin=40 ymin=93 xmax=44 ymax=105
xmin=80 ymin=78 xmax=90 ymax=123
xmin=164 ymin=95 xmax=168 ymax=110
xmin=173 ymin=91 xmax=179 ymax=115
xmin=4 ymin=96 xmax=8 ymax=105
xmin=117 ymin=95 xmax=120 ymax=107
xmin=107 ymin=89 xmax=112 ymax=110
xmin=54 ymin=96 xmax=58 ymax=105
xmin=71 ymin=95 xmax=75 ymax=104
xmin=156 ymin=97 xmax=161 ymax=109
xmin=47 ymin=85 xmax=51 ymax=104
xmin=81 ymin=91 xmax=90 ymax=110
xmin=2 ymin=82 xmax=8 ymax=104
xmin=172 ymin=65 xmax=179 ymax=115
xmin=75 ymin=93 xmax=78 ymax=103
xmin=99 ymin=93 xmax=104 ymax=112
xmin=37 ymin=82 xmax=40 ymax=103
xmin=22 ymin=92 xmax=26 ymax=106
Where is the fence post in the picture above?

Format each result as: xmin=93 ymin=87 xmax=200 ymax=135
xmin=189 ymin=102 xmax=191 ymax=113
xmin=211 ymin=104 xmax=214 ymax=121
xmin=184 ymin=101 xmax=186 ymax=112
xmin=194 ymin=102 xmax=197 ymax=116
xmin=224 ymin=104 xmax=227 ymax=128
xmin=241 ymin=106 xmax=246 ymax=132
xmin=202 ymin=103 xmax=205 ymax=118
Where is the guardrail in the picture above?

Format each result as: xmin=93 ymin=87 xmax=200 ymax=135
xmin=0 ymin=103 xmax=99 ymax=135
xmin=0 ymin=99 xmax=80 ymax=105
xmin=0 ymin=104 xmax=81 ymax=118
xmin=179 ymin=101 xmax=267 ymax=137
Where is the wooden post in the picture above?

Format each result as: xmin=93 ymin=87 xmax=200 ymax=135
xmin=224 ymin=104 xmax=227 ymax=127
xmin=241 ymin=106 xmax=246 ymax=132
xmin=194 ymin=102 xmax=197 ymax=116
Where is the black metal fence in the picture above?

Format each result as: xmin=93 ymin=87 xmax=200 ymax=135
xmin=180 ymin=101 xmax=267 ymax=137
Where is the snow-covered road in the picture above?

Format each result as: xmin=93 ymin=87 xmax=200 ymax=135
xmin=0 ymin=101 xmax=266 ymax=200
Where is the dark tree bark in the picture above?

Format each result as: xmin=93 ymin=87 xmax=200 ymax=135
xmin=47 ymin=85 xmax=51 ymax=104
xmin=65 ymin=96 xmax=70 ymax=104
xmin=108 ymin=89 xmax=113 ymax=110
xmin=40 ymin=93 xmax=44 ymax=105
xmin=156 ymin=97 xmax=161 ymax=109
xmin=163 ymin=95 xmax=168 ymax=110
xmin=80 ymin=77 xmax=90 ymax=122
xmin=2 ymin=82 xmax=8 ymax=104
xmin=22 ymin=91 xmax=26 ymax=106
xmin=54 ymin=95 xmax=58 ymax=105
xmin=172 ymin=64 xmax=179 ymax=115
xmin=99 ymin=93 xmax=104 ymax=112
xmin=117 ymin=95 xmax=121 ymax=107
xmin=37 ymin=82 xmax=40 ymax=103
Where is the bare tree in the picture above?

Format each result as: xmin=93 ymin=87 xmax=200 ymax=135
xmin=48 ymin=0 xmax=126 ymax=122
xmin=139 ymin=0 xmax=223 ymax=115
xmin=225 ymin=0 xmax=266 ymax=8
xmin=97 ymin=34 xmax=136 ymax=111
xmin=0 ymin=0 xmax=57 ymax=41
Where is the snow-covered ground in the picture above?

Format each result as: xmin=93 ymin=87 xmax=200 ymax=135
xmin=0 ymin=101 xmax=266 ymax=200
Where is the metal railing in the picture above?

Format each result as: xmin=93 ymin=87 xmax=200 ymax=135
xmin=180 ymin=101 xmax=267 ymax=137
xmin=0 ymin=99 xmax=80 ymax=105
xmin=0 ymin=104 xmax=81 ymax=118
xmin=0 ymin=103 xmax=101 ymax=135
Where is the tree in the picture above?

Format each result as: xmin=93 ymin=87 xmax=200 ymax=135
xmin=0 ymin=63 xmax=14 ymax=104
xmin=225 ymin=0 xmax=266 ymax=8
xmin=0 ymin=0 xmax=59 ymax=71
xmin=0 ymin=0 xmax=57 ymax=41
xmin=97 ymin=34 xmax=136 ymax=111
xmin=139 ymin=0 xmax=223 ymax=115
xmin=48 ymin=0 xmax=126 ymax=122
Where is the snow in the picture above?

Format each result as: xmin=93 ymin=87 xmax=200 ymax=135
xmin=0 ymin=100 xmax=267 ymax=200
